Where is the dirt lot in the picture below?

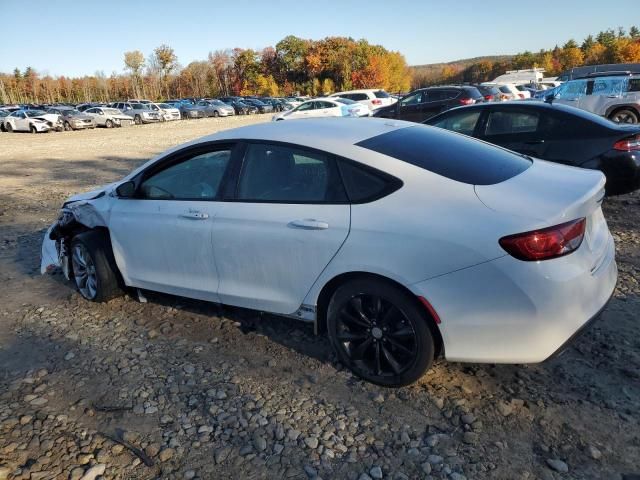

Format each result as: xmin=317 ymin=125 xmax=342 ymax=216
xmin=0 ymin=117 xmax=639 ymax=480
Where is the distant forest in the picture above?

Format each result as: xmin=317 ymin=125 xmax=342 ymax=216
xmin=411 ymin=26 xmax=640 ymax=88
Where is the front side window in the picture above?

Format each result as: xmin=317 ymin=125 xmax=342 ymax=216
xmin=485 ymin=111 xmax=540 ymax=135
xmin=295 ymin=102 xmax=315 ymax=112
xmin=140 ymin=149 xmax=231 ymax=200
xmin=556 ymin=80 xmax=587 ymax=98
xmin=430 ymin=110 xmax=481 ymax=136
xmin=401 ymin=91 xmax=424 ymax=106
xmin=237 ymin=143 xmax=346 ymax=203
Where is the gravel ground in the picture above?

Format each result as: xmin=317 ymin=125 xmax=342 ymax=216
xmin=0 ymin=117 xmax=639 ymax=480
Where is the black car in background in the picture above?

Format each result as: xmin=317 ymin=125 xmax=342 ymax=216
xmin=424 ymin=101 xmax=640 ymax=195
xmin=373 ymin=86 xmax=484 ymax=122
xmin=242 ymin=98 xmax=273 ymax=113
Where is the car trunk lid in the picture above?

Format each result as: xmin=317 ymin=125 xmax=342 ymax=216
xmin=475 ymin=159 xmax=610 ymax=267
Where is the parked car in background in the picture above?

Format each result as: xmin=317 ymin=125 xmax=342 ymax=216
xmin=483 ymin=83 xmax=528 ymax=100
xmin=424 ymin=101 xmax=640 ymax=195
xmin=272 ymin=98 xmax=370 ymax=120
xmin=77 ymin=102 xmax=106 ymax=112
xmin=550 ymin=73 xmax=640 ymax=124
xmin=373 ymin=86 xmax=484 ymax=122
xmin=47 ymin=106 xmax=96 ymax=131
xmin=515 ymin=85 xmax=535 ymax=98
xmin=155 ymin=103 xmax=181 ymax=121
xmin=223 ymin=100 xmax=257 ymax=115
xmin=41 ymin=118 xmax=617 ymax=387
xmin=556 ymin=63 xmax=640 ymax=82
xmin=261 ymin=98 xmax=286 ymax=111
xmin=202 ymin=99 xmax=236 ymax=117
xmin=330 ymin=89 xmax=396 ymax=111
xmin=0 ymin=109 xmax=11 ymax=131
xmin=110 ymin=102 xmax=162 ymax=124
xmin=167 ymin=100 xmax=207 ymax=119
xmin=3 ymin=109 xmax=57 ymax=133
xmin=242 ymin=98 xmax=274 ymax=114
xmin=474 ymin=85 xmax=502 ymax=102
xmin=83 ymin=107 xmax=133 ymax=128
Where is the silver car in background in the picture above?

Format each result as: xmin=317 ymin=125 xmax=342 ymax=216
xmin=47 ymin=107 xmax=96 ymax=131
xmin=552 ymin=73 xmax=640 ymax=124
xmin=110 ymin=102 xmax=162 ymax=124
xmin=83 ymin=107 xmax=133 ymax=128
xmin=155 ymin=103 xmax=181 ymax=121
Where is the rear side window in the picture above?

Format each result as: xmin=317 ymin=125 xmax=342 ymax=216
xmin=374 ymin=90 xmax=390 ymax=98
xmin=484 ymin=111 xmax=540 ymax=135
xmin=238 ymin=143 xmax=347 ymax=203
xmin=350 ymin=93 xmax=369 ymax=101
xmin=337 ymin=160 xmax=401 ymax=203
xmin=356 ymin=126 xmax=531 ymax=185
xmin=628 ymin=78 xmax=640 ymax=92
xmin=430 ymin=110 xmax=481 ymax=136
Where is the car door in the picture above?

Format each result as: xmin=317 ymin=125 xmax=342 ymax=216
xmin=397 ymin=91 xmax=426 ymax=122
xmin=289 ymin=101 xmax=315 ymax=119
xmin=477 ymin=107 xmax=547 ymax=158
xmin=108 ymin=143 xmax=236 ymax=301
xmin=212 ymin=142 xmax=351 ymax=314
xmin=13 ymin=111 xmax=28 ymax=131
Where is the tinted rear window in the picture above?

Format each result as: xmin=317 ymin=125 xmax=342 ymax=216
xmin=356 ymin=125 xmax=531 ymax=185
xmin=374 ymin=90 xmax=390 ymax=98
xmin=465 ymin=87 xmax=484 ymax=99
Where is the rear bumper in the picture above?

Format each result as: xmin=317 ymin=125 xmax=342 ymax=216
xmin=410 ymin=235 xmax=617 ymax=364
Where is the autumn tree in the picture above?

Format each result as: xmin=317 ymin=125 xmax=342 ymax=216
xmin=154 ymin=44 xmax=177 ymax=98
xmin=124 ymin=50 xmax=145 ymax=97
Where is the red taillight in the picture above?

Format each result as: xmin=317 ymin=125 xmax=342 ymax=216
xmin=371 ymin=99 xmax=382 ymax=105
xmin=518 ymin=93 xmax=525 ymax=99
xmin=499 ymin=218 xmax=586 ymax=261
xmin=484 ymin=95 xmax=494 ymax=101
xmin=459 ymin=98 xmax=474 ymax=105
xmin=613 ymin=134 xmax=640 ymax=151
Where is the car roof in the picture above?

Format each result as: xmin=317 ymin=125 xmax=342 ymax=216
xmin=428 ymin=101 xmax=629 ymax=129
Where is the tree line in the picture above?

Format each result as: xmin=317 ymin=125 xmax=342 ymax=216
xmin=412 ymin=26 xmax=640 ymax=87
xmin=0 ymin=36 xmax=412 ymax=105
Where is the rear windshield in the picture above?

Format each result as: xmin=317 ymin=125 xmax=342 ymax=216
xmin=465 ymin=87 xmax=484 ymax=99
xmin=356 ymin=125 xmax=531 ymax=185
xmin=374 ymin=90 xmax=390 ymax=98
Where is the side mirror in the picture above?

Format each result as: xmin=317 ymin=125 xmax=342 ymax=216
xmin=116 ymin=181 xmax=136 ymax=198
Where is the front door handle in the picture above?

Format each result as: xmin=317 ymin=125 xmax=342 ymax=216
xmin=288 ymin=219 xmax=329 ymax=230
xmin=524 ymin=140 xmax=545 ymax=145
xmin=180 ymin=211 xmax=209 ymax=220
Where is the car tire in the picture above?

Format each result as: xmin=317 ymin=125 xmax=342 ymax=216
xmin=609 ymin=108 xmax=639 ymax=124
xmin=70 ymin=230 xmax=123 ymax=303
xmin=30 ymin=124 xmax=37 ymax=134
xmin=64 ymin=121 xmax=72 ymax=131
xmin=134 ymin=115 xmax=142 ymax=125
xmin=213 ymin=110 xmax=219 ymax=117
xmin=327 ymin=278 xmax=435 ymax=387
xmin=105 ymin=119 xmax=113 ymax=128
xmin=6 ymin=123 xmax=12 ymax=133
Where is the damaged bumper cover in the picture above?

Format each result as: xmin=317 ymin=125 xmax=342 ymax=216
xmin=40 ymin=192 xmax=109 ymax=276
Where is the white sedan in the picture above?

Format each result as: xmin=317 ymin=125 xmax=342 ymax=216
xmin=272 ymin=98 xmax=370 ymax=121
xmin=3 ymin=110 xmax=59 ymax=133
xmin=84 ymin=107 xmax=133 ymax=128
xmin=41 ymin=119 xmax=617 ymax=386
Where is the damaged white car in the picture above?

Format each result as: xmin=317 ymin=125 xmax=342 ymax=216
xmin=42 ymin=118 xmax=617 ymax=386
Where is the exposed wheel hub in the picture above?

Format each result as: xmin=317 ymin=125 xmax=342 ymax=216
xmin=371 ymin=327 xmax=383 ymax=339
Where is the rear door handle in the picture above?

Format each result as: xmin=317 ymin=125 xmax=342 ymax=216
xmin=180 ymin=211 xmax=209 ymax=220
xmin=288 ymin=219 xmax=329 ymax=230
xmin=525 ymin=140 xmax=545 ymax=145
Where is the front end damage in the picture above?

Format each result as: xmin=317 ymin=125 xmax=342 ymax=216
xmin=40 ymin=194 xmax=109 ymax=278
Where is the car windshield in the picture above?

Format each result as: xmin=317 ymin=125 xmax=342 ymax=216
xmin=499 ymin=86 xmax=511 ymax=93
xmin=374 ymin=90 xmax=390 ymax=98
xmin=132 ymin=104 xmax=145 ymax=110
xmin=26 ymin=110 xmax=47 ymax=117
xmin=105 ymin=108 xmax=121 ymax=115
xmin=62 ymin=109 xmax=81 ymax=115
xmin=334 ymin=98 xmax=355 ymax=104
xmin=157 ymin=104 xmax=172 ymax=109
xmin=211 ymin=100 xmax=225 ymax=106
